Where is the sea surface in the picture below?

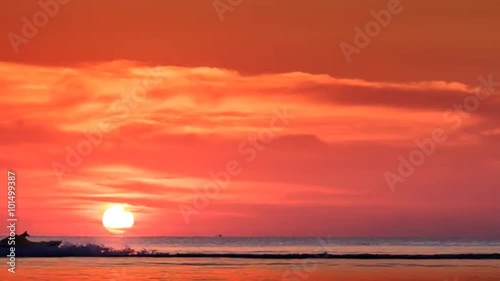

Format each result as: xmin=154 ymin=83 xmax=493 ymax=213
xmin=2 ymin=237 xmax=500 ymax=280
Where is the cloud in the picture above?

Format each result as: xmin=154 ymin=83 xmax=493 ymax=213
xmin=1 ymin=60 xmax=499 ymax=236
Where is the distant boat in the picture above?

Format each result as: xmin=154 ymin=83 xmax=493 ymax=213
xmin=0 ymin=231 xmax=62 ymax=248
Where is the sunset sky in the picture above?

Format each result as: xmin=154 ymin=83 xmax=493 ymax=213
xmin=1 ymin=0 xmax=499 ymax=237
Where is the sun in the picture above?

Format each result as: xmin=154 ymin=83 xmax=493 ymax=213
xmin=102 ymin=205 xmax=134 ymax=234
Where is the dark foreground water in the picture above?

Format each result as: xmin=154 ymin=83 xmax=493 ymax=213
xmin=3 ymin=258 xmax=500 ymax=281
xmin=2 ymin=237 xmax=499 ymax=280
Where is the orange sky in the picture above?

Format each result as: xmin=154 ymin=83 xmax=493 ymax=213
xmin=0 ymin=0 xmax=499 ymax=237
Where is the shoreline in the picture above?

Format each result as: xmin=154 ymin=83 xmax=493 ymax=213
xmin=8 ymin=253 xmax=500 ymax=259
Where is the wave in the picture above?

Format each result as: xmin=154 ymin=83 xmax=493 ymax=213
xmin=2 ymin=243 xmax=500 ymax=259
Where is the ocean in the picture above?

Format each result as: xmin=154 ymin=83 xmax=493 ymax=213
xmin=24 ymin=236 xmax=500 ymax=255
xmin=2 ymin=237 xmax=500 ymax=280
